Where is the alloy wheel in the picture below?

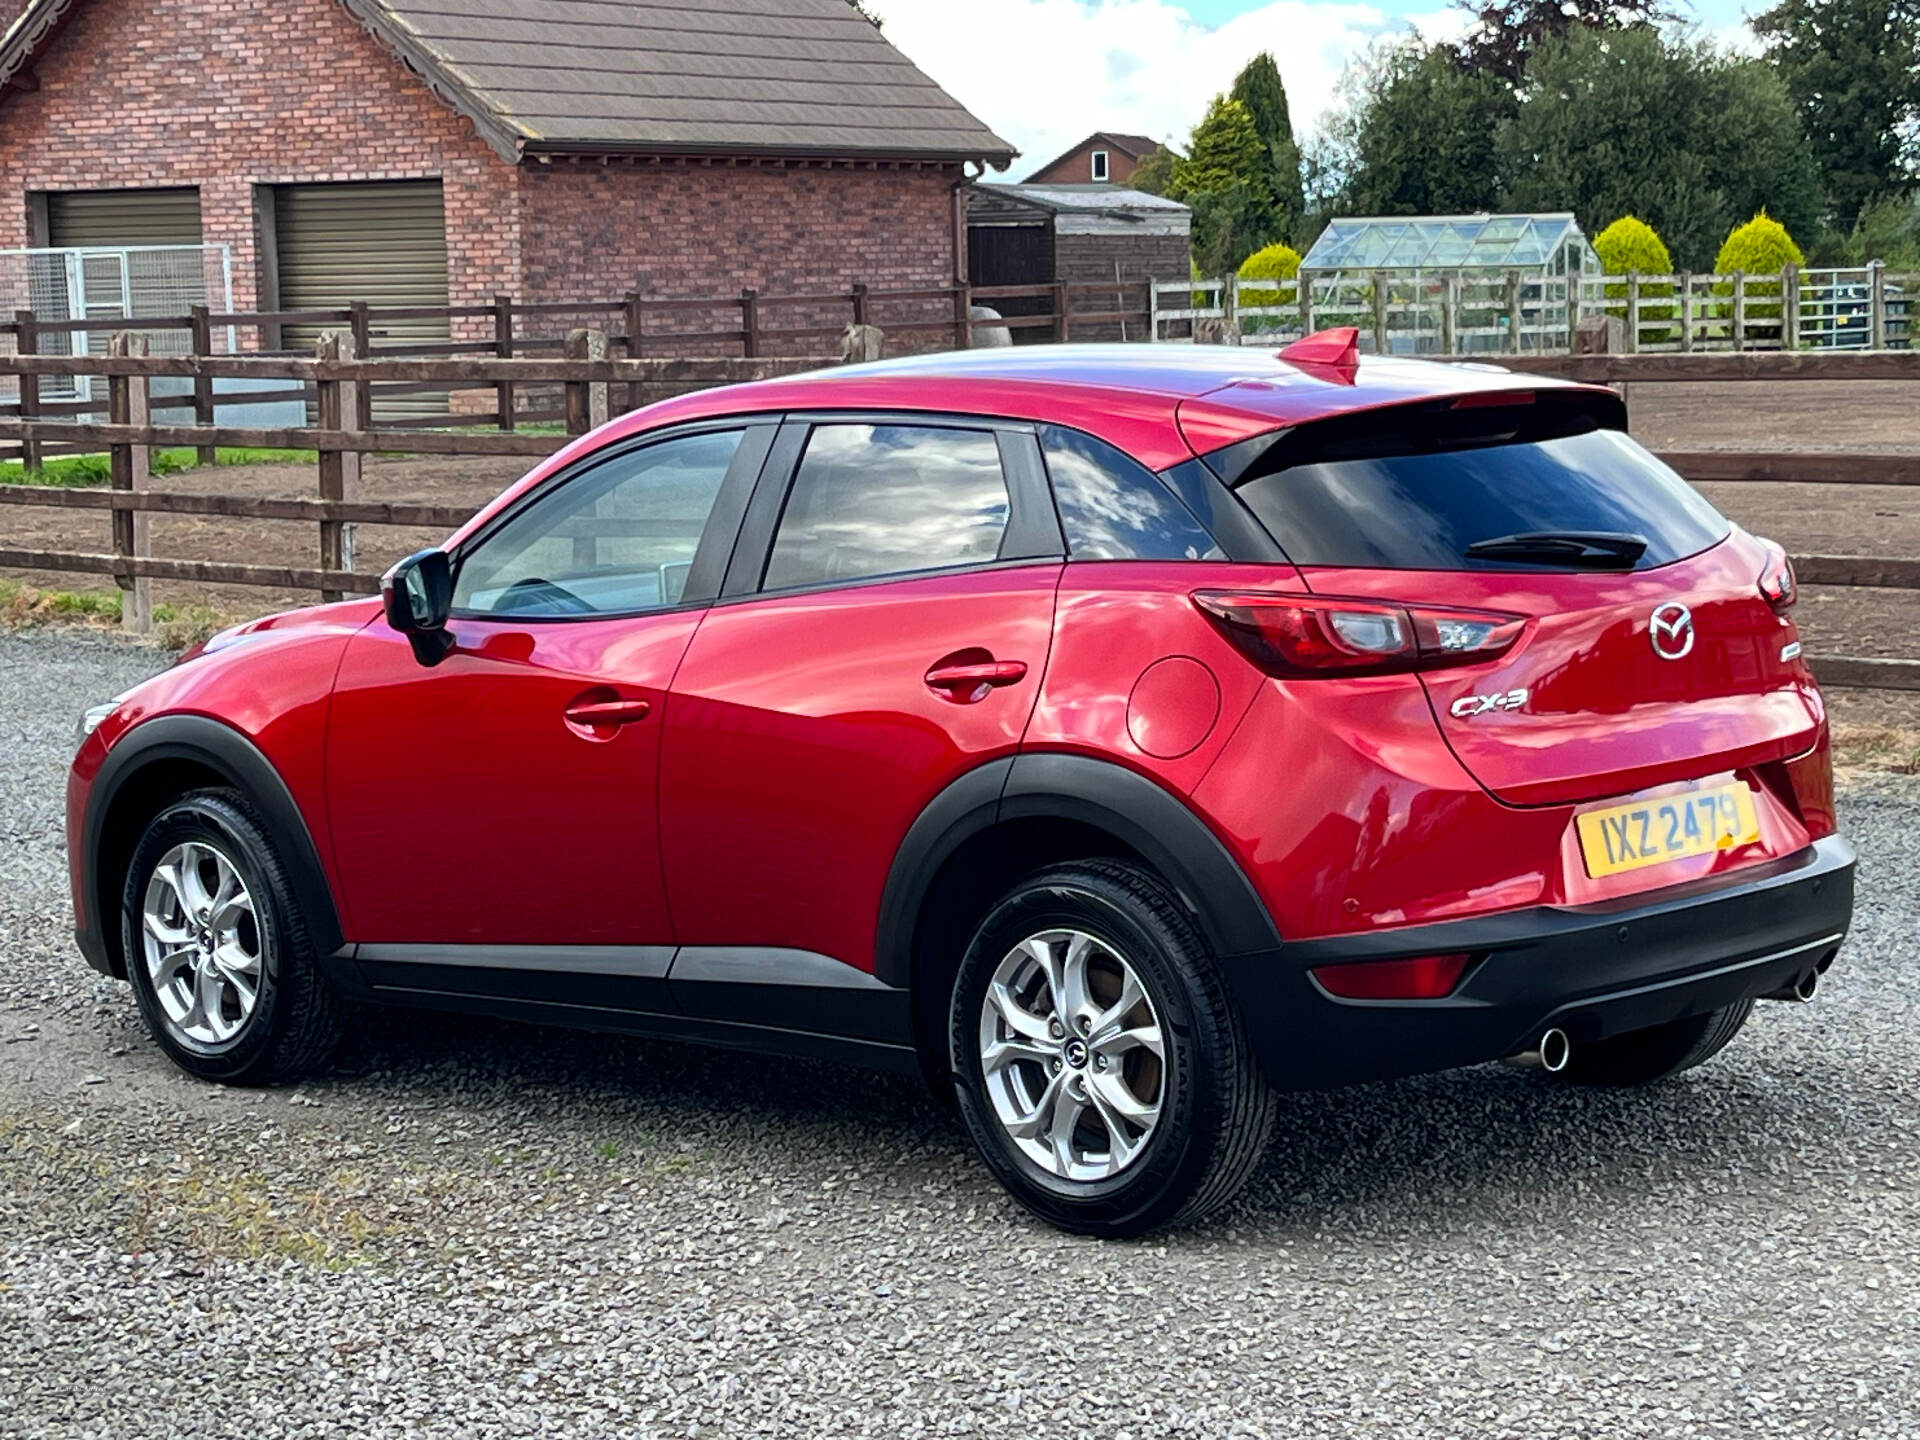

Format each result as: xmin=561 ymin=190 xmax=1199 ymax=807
xmin=977 ymin=928 xmax=1166 ymax=1181
xmin=140 ymin=841 xmax=263 ymax=1048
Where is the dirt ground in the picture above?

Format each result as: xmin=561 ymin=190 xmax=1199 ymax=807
xmin=2 ymin=379 xmax=1916 ymax=731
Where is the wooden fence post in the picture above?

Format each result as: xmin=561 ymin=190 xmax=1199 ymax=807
xmin=1372 ymin=278 xmax=1390 ymax=354
xmin=1439 ymin=273 xmax=1457 ymax=354
xmin=1298 ymin=273 xmax=1314 ymax=337
xmin=1783 ymin=264 xmax=1801 ymax=350
xmin=349 ymin=300 xmax=374 ymax=430
xmin=739 ymin=289 xmax=759 ymax=358
xmin=108 ymin=332 xmax=153 ymax=634
xmin=1869 ymin=260 xmax=1887 ymax=349
xmin=494 ymin=293 xmax=516 ymax=431
xmin=1731 ymin=272 xmax=1746 ymax=352
xmin=15 ymin=309 xmax=40 ymax=471
xmin=1505 ymin=271 xmax=1522 ymax=354
xmin=1054 ymin=281 xmax=1071 ymax=343
xmin=564 ymin=328 xmax=609 ymax=434
xmin=314 ymin=331 xmax=361 ymax=604
xmin=623 ymin=290 xmax=645 ymax=413
xmin=951 ymin=282 xmax=971 ymax=351
xmin=1626 ymin=272 xmax=1641 ymax=354
xmin=1679 ymin=274 xmax=1694 ymax=353
xmin=189 ymin=303 xmax=216 ymax=466
xmin=1566 ymin=269 xmax=1582 ymax=351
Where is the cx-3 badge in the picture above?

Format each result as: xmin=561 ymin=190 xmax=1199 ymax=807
xmin=1650 ymin=602 xmax=1695 ymax=660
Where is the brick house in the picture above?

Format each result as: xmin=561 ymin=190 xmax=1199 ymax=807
xmin=0 ymin=0 xmax=1015 ymax=346
xmin=1024 ymin=132 xmax=1163 ymax=187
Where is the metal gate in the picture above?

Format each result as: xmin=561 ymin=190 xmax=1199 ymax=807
xmin=0 ymin=244 xmax=234 ymax=401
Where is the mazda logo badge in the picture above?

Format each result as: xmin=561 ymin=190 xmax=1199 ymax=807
xmin=1649 ymin=602 xmax=1694 ymax=660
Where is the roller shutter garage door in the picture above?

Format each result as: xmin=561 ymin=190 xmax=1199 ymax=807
xmin=47 ymin=187 xmax=203 ymax=248
xmin=44 ymin=189 xmax=208 ymax=361
xmin=275 ymin=180 xmax=450 ymax=416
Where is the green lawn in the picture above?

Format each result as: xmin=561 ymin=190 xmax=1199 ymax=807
xmin=0 ymin=446 xmax=316 ymax=488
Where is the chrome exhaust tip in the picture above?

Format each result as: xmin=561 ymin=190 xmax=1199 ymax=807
xmin=1762 ymin=968 xmax=1820 ymax=1002
xmin=1539 ymin=1027 xmax=1572 ymax=1074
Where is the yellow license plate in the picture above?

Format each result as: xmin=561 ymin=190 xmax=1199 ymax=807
xmin=1576 ymin=783 xmax=1760 ymax=878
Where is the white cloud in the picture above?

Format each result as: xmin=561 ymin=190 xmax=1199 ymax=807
xmin=872 ymin=0 xmax=1468 ymax=175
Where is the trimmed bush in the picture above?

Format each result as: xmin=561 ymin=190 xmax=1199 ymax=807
xmin=1714 ymin=211 xmax=1805 ymax=329
xmin=1237 ymin=243 xmax=1301 ymax=333
xmin=1593 ymin=215 xmax=1677 ymax=343
xmin=1594 ymin=216 xmax=1672 ymax=276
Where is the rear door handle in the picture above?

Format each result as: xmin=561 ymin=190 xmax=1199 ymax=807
xmin=563 ymin=697 xmax=652 ymax=727
xmin=926 ymin=659 xmax=1028 ymax=703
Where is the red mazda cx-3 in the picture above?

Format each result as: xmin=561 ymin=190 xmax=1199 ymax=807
xmin=68 ymin=334 xmax=1853 ymax=1235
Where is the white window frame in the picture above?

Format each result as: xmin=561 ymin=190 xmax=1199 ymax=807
xmin=1090 ymin=149 xmax=1109 ymax=182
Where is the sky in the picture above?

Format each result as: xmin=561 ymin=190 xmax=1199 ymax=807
xmin=871 ymin=0 xmax=1761 ymax=178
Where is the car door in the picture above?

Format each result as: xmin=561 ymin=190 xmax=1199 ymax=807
xmin=325 ymin=422 xmax=773 ymax=1002
xmin=659 ymin=416 xmax=1063 ymax=1031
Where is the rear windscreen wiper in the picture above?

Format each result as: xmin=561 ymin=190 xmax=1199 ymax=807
xmin=1464 ymin=531 xmax=1649 ymax=568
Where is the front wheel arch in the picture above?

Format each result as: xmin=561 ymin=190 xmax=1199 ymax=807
xmin=85 ymin=716 xmax=344 ymax=980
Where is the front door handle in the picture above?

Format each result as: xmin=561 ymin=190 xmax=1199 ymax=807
xmin=563 ymin=695 xmax=652 ymax=735
xmin=925 ymin=658 xmax=1028 ymax=703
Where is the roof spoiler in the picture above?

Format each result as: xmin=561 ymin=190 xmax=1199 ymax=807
xmin=1278 ymin=327 xmax=1361 ymax=381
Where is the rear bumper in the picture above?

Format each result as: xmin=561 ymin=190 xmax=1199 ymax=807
xmin=1218 ymin=836 xmax=1855 ymax=1090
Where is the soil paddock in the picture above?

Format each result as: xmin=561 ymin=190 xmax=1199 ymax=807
xmin=2 ymin=378 xmax=1916 ymax=731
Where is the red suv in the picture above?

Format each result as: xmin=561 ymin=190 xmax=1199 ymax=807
xmin=68 ymin=334 xmax=1853 ymax=1235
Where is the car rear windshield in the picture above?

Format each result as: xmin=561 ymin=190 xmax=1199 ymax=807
xmin=1234 ymin=418 xmax=1729 ymax=573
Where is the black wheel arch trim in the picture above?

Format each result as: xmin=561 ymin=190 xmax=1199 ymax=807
xmin=873 ymin=752 xmax=1280 ymax=989
xmin=81 ymin=714 xmax=346 ymax=978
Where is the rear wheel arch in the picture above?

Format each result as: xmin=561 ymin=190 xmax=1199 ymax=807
xmin=879 ymin=753 xmax=1281 ymax=1089
xmin=86 ymin=716 xmax=344 ymax=979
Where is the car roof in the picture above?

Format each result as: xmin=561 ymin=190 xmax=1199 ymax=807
xmin=610 ymin=345 xmax=1602 ymax=471
xmin=457 ymin=345 xmax=1610 ymax=549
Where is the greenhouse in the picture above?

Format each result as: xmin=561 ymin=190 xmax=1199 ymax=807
xmin=1286 ymin=213 xmax=1601 ymax=354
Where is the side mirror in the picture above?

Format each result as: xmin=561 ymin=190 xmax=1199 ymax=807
xmin=381 ymin=549 xmax=455 ymax=667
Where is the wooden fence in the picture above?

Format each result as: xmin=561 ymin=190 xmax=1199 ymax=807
xmin=1161 ymin=264 xmax=1916 ymax=356
xmin=0 ymin=338 xmax=1915 ymax=692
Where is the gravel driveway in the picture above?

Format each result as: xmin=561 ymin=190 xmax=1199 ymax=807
xmin=3 ymin=628 xmax=1918 ymax=1439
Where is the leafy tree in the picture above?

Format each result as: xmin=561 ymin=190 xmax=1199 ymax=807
xmin=1452 ymin=0 xmax=1684 ymax=83
xmin=1229 ymin=53 xmax=1306 ymax=245
xmin=1170 ymin=97 xmax=1271 ymax=272
xmin=1322 ymin=39 xmax=1505 ymax=217
xmin=1495 ymin=28 xmax=1820 ymax=270
xmin=1753 ymin=0 xmax=1920 ymax=231
xmin=1841 ymin=191 xmax=1920 ymax=267
xmin=1130 ymin=144 xmax=1178 ymax=197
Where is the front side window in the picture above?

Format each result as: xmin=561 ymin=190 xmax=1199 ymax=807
xmin=453 ymin=429 xmax=742 ymax=617
xmin=762 ymin=424 xmax=1010 ymax=590
xmin=1041 ymin=426 xmax=1222 ymax=561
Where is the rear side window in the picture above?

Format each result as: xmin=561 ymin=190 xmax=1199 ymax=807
xmin=1236 ymin=428 xmax=1728 ymax=571
xmin=1040 ymin=426 xmax=1223 ymax=561
xmin=762 ymin=424 xmax=1010 ymax=590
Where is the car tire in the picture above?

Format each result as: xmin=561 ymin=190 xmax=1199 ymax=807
xmin=120 ymin=788 xmax=344 ymax=1086
xmin=948 ymin=859 xmax=1276 ymax=1237
xmin=1553 ymin=1000 xmax=1754 ymax=1088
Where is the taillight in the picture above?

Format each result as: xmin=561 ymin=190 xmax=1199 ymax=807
xmin=1311 ymin=953 xmax=1472 ymax=1000
xmin=1757 ymin=538 xmax=1796 ymax=613
xmin=1192 ymin=591 xmax=1524 ymax=678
